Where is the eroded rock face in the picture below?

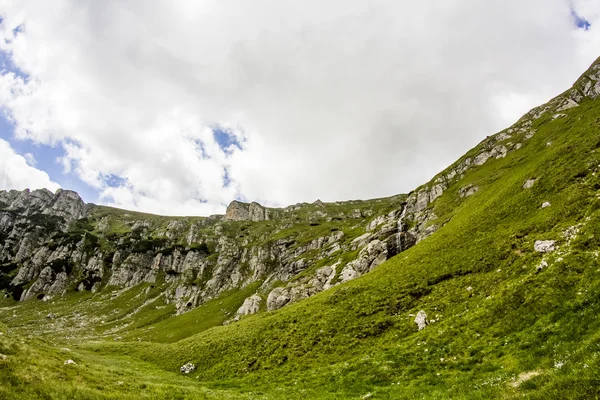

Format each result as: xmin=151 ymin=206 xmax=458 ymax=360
xmin=0 ymin=188 xmax=85 ymax=223
xmin=224 ymin=200 xmax=270 ymax=221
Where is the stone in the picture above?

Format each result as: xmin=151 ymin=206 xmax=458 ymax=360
xmin=474 ymin=151 xmax=491 ymax=166
xmin=556 ymin=99 xmax=579 ymax=111
xmin=429 ymin=184 xmax=445 ymax=202
xmin=491 ymin=145 xmax=508 ymax=159
xmin=64 ymin=359 xmax=77 ymax=366
xmin=534 ymin=240 xmax=555 ymax=253
xmin=522 ymin=179 xmax=536 ymax=189
xmin=267 ymin=287 xmax=291 ymax=311
xmin=495 ymin=132 xmax=511 ymax=142
xmin=351 ymin=233 xmax=372 ymax=250
xmin=180 ymin=363 xmax=196 ymax=374
xmin=235 ymin=294 xmax=262 ymax=320
xmin=459 ymin=185 xmax=479 ymax=198
xmin=47 ymin=313 xmax=57 ymax=319
xmin=366 ymin=215 xmax=386 ymax=231
xmin=536 ymin=260 xmax=548 ymax=272
xmin=414 ymin=310 xmax=429 ymax=331
xmin=223 ymin=200 xmax=268 ymax=221
xmin=541 ymin=202 xmax=551 ymax=208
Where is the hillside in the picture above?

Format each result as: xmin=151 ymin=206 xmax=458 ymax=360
xmin=1 ymin=56 xmax=600 ymax=399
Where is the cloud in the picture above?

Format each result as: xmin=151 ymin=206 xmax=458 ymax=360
xmin=0 ymin=138 xmax=59 ymax=192
xmin=0 ymin=0 xmax=598 ymax=215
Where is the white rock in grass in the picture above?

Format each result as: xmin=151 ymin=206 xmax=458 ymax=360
xmin=414 ymin=310 xmax=429 ymax=331
xmin=522 ymin=179 xmax=536 ymax=189
xmin=541 ymin=202 xmax=551 ymax=208
xmin=534 ymin=240 xmax=555 ymax=253
xmin=180 ymin=363 xmax=196 ymax=374
xmin=536 ymin=260 xmax=548 ymax=272
xmin=64 ymin=359 xmax=77 ymax=365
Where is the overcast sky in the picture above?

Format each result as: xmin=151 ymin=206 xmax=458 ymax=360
xmin=0 ymin=1 xmax=598 ymax=215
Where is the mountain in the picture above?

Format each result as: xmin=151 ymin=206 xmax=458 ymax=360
xmin=1 ymin=56 xmax=600 ymax=399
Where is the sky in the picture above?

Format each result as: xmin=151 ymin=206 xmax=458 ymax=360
xmin=0 ymin=1 xmax=598 ymax=216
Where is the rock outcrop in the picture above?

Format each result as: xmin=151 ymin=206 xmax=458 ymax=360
xmin=224 ymin=201 xmax=270 ymax=221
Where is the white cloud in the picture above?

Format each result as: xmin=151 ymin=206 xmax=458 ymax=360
xmin=0 ymin=138 xmax=59 ymax=192
xmin=0 ymin=0 xmax=598 ymax=215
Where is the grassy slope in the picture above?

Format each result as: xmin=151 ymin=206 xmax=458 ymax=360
xmin=1 ymin=68 xmax=600 ymax=398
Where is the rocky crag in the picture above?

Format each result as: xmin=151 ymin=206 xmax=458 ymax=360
xmin=2 ymin=56 xmax=600 ymax=324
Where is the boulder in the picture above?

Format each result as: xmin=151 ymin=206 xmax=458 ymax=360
xmin=180 ymin=363 xmax=196 ymax=374
xmin=267 ymin=287 xmax=291 ymax=311
xmin=522 ymin=179 xmax=536 ymax=189
xmin=414 ymin=310 xmax=429 ymax=331
xmin=534 ymin=240 xmax=555 ymax=253
xmin=235 ymin=294 xmax=262 ymax=320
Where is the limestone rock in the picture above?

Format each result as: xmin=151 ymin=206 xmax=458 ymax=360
xmin=474 ymin=151 xmax=491 ymax=166
xmin=414 ymin=310 xmax=429 ymax=331
xmin=534 ymin=240 xmax=555 ymax=253
xmin=224 ymin=200 xmax=269 ymax=221
xmin=556 ymin=98 xmax=579 ymax=111
xmin=351 ymin=233 xmax=373 ymax=250
xmin=267 ymin=287 xmax=291 ymax=311
xmin=366 ymin=215 xmax=386 ymax=231
xmin=522 ymin=179 xmax=536 ymax=189
xmin=459 ymin=185 xmax=479 ymax=198
xmin=43 ymin=189 xmax=86 ymax=222
xmin=235 ymin=294 xmax=262 ymax=319
xmin=541 ymin=201 xmax=551 ymax=208
xmin=180 ymin=363 xmax=196 ymax=374
xmin=340 ymin=240 xmax=388 ymax=283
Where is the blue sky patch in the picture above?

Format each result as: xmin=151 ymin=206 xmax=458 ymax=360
xmin=571 ymin=9 xmax=591 ymax=30
xmin=212 ymin=127 xmax=242 ymax=154
xmin=222 ymin=167 xmax=232 ymax=188
xmin=0 ymin=114 xmax=99 ymax=202
xmin=102 ymin=174 xmax=128 ymax=188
